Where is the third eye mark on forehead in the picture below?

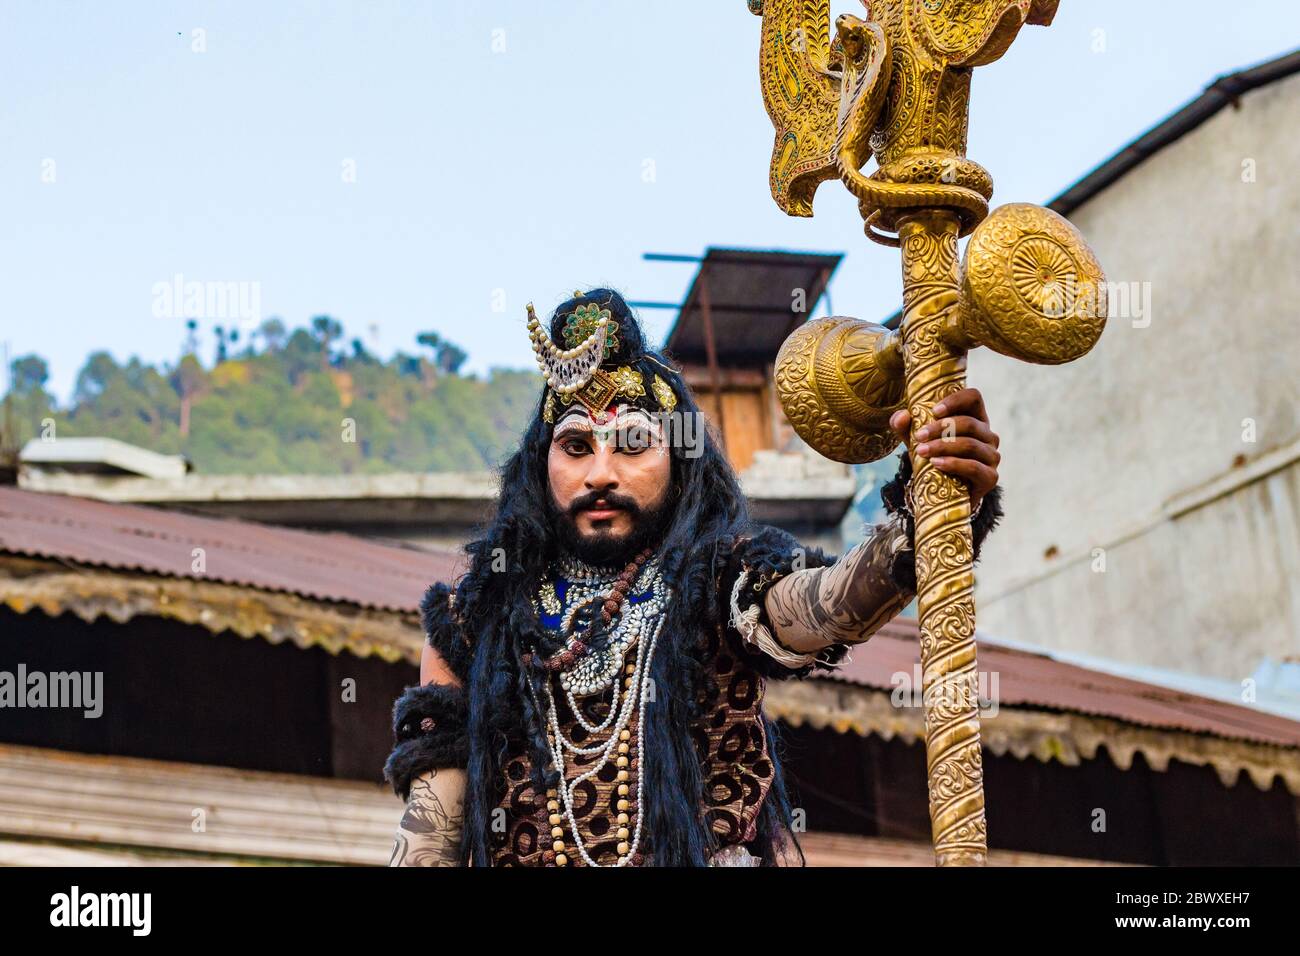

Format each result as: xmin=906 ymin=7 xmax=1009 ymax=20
xmin=552 ymin=413 xmax=662 ymax=449
xmin=553 ymin=423 xmax=655 ymax=444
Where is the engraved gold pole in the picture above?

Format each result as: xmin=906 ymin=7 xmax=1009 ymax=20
xmin=897 ymin=210 xmax=985 ymax=866
xmin=753 ymin=0 xmax=1105 ymax=867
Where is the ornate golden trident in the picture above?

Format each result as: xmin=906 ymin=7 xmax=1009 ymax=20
xmin=750 ymin=0 xmax=1107 ymax=865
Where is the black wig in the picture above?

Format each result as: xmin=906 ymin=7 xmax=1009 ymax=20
xmin=448 ymin=289 xmax=797 ymax=866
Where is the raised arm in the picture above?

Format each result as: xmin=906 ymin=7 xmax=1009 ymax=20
xmin=763 ymin=516 xmax=914 ymax=652
xmin=764 ymin=388 xmax=1002 ymax=656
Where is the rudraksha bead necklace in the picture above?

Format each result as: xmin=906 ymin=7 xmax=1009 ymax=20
xmin=528 ymin=549 xmax=670 ymax=866
xmin=544 ymin=599 xmax=667 ymax=867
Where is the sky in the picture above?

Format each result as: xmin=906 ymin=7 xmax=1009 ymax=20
xmin=2 ymin=0 xmax=1297 ymax=401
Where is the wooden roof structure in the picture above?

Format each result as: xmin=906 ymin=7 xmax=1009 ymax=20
xmin=662 ymin=247 xmax=842 ymax=367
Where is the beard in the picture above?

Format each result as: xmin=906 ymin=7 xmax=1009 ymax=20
xmin=546 ymin=485 xmax=675 ymax=568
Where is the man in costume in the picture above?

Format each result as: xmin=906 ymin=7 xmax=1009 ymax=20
xmin=385 ymin=289 xmax=1003 ymax=867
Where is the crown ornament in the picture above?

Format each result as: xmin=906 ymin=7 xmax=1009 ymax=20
xmin=527 ymin=302 xmax=610 ymax=400
xmin=563 ymin=302 xmax=620 ymax=353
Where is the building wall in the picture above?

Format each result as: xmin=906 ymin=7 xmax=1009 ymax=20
xmin=971 ymin=72 xmax=1300 ymax=681
xmin=0 ymin=607 xmax=414 ymax=783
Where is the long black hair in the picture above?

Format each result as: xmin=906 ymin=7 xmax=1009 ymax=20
xmin=450 ymin=289 xmax=789 ymax=866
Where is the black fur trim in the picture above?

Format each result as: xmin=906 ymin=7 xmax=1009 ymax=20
xmin=419 ymin=582 xmax=473 ymax=684
xmin=971 ymin=484 xmax=1004 ymax=557
xmin=715 ymin=523 xmax=845 ymax=680
xmin=383 ymin=683 xmax=469 ymax=800
xmin=880 ymin=451 xmax=1005 ymax=593
xmin=880 ymin=452 xmax=918 ymax=592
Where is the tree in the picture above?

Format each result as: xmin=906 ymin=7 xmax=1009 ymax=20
xmin=415 ymin=331 xmax=441 ymax=385
xmin=311 ymin=315 xmax=343 ymax=370
xmin=4 ymin=354 xmax=56 ymax=450
xmin=1 ymin=317 xmax=540 ymax=475
xmin=259 ymin=317 xmax=286 ymax=352
xmin=437 ymin=342 xmax=468 ymax=375
xmin=417 ymin=330 xmax=469 ymax=377
xmin=170 ymin=354 xmax=207 ymax=438
xmin=74 ymin=352 xmax=120 ymax=404
xmin=350 ymin=338 xmax=375 ymax=363
xmin=10 ymin=355 xmax=50 ymax=395
xmin=214 ymin=325 xmax=228 ymax=365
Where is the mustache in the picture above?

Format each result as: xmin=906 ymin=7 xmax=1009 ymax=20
xmin=567 ymin=489 xmax=642 ymax=518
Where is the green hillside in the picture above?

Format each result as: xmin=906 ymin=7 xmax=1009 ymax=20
xmin=2 ymin=318 xmax=540 ymax=475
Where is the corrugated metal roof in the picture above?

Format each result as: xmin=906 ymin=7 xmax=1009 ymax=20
xmin=827 ymin=620 xmax=1300 ymax=749
xmin=5 ymin=485 xmax=1295 ymax=748
xmin=0 ymin=486 xmax=460 ymax=614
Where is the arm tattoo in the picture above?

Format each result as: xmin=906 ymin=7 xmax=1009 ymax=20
xmin=388 ymin=767 xmax=466 ymax=867
xmin=763 ymin=525 xmax=913 ymax=654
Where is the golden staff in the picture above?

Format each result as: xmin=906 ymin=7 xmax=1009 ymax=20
xmin=750 ymin=0 xmax=1107 ymax=865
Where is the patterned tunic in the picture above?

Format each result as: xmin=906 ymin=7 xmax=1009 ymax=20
xmin=385 ymin=521 xmax=908 ymax=866
xmin=385 ymin=461 xmax=1004 ymax=866
xmin=490 ymin=612 xmax=777 ymax=866
xmin=483 ymin=526 xmax=852 ymax=866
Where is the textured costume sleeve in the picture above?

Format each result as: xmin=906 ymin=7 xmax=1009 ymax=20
xmin=382 ymin=582 xmax=471 ymax=800
xmin=717 ymin=453 xmax=1006 ymax=680
xmin=716 ymin=523 xmax=845 ymax=679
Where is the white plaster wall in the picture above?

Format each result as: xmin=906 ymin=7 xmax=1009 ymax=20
xmin=971 ymin=72 xmax=1300 ymax=681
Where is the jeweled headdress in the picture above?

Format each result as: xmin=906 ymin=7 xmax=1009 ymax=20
xmin=527 ymin=289 xmax=680 ymax=424
xmin=527 ymin=300 xmax=609 ymax=402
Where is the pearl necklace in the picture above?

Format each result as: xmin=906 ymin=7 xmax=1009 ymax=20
xmin=544 ymin=608 xmax=667 ymax=867
xmin=532 ymin=554 xmax=671 ymax=867
xmin=561 ymin=571 xmax=666 ymax=697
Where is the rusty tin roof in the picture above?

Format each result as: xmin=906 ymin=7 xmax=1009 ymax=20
xmin=827 ymin=619 xmax=1300 ymax=749
xmin=0 ymin=486 xmax=459 ymax=613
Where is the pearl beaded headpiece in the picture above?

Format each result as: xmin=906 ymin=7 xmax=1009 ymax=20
xmin=527 ymin=300 xmax=610 ymax=401
xmin=528 ymin=290 xmax=680 ymax=423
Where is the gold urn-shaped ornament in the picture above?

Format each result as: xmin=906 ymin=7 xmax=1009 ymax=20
xmin=776 ymin=204 xmax=1107 ymax=463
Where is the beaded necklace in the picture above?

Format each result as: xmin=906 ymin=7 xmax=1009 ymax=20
xmin=527 ymin=551 xmax=671 ymax=867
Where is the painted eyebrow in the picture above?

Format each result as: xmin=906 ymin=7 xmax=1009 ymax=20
xmin=553 ymin=405 xmax=661 ymax=431
xmin=554 ymin=425 xmax=647 ymax=440
xmin=552 ymin=419 xmax=594 ymax=439
xmin=552 ymin=422 xmax=660 ymax=445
